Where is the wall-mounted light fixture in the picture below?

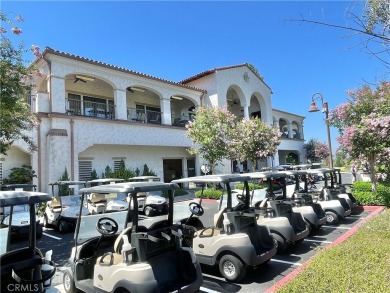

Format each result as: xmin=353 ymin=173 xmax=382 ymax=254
xmin=171 ymin=96 xmax=183 ymax=100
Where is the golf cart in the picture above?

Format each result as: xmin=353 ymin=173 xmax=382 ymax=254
xmin=0 ymin=184 xmax=43 ymax=240
xmin=86 ymin=178 xmax=124 ymax=214
xmin=44 ymin=181 xmax=90 ymax=233
xmin=306 ymin=169 xmax=351 ymax=225
xmin=331 ymin=168 xmax=358 ymax=208
xmin=172 ymin=174 xmax=277 ymax=282
xmin=243 ymin=172 xmax=310 ymax=253
xmin=283 ymin=170 xmax=327 ymax=233
xmin=62 ymin=181 xmax=202 ymax=293
xmin=0 ymin=190 xmax=56 ymax=293
xmin=309 ymin=168 xmax=356 ymax=209
xmin=127 ymin=176 xmax=168 ymax=217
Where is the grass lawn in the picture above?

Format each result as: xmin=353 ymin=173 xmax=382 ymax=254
xmin=277 ymin=209 xmax=390 ymax=293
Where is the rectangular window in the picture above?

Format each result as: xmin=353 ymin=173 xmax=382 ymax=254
xmin=79 ymin=160 xmax=92 ymax=181
xmin=114 ymin=160 xmax=124 ymax=171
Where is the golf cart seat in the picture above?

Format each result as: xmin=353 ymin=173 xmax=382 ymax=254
xmin=97 ymin=227 xmax=133 ymax=266
xmin=90 ymin=193 xmax=107 ymax=213
xmin=51 ymin=196 xmax=62 ymax=212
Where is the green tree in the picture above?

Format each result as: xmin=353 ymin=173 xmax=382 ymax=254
xmin=334 ymin=150 xmax=347 ymax=168
xmin=231 ymin=117 xmax=281 ymax=171
xmin=58 ymin=167 xmax=70 ymax=196
xmin=186 ymin=106 xmax=236 ymax=174
xmin=304 ymin=138 xmax=330 ymax=164
xmin=0 ymin=11 xmax=40 ymax=155
xmin=142 ymin=164 xmax=157 ymax=176
xmin=90 ymin=169 xmax=98 ymax=180
xmin=329 ymin=81 xmax=390 ymax=191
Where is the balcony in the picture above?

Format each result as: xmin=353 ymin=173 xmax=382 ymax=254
xmin=127 ymin=108 xmax=161 ymax=124
xmin=66 ymin=98 xmax=115 ymax=119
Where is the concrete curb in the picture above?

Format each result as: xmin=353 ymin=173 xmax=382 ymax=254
xmin=264 ymin=205 xmax=386 ymax=293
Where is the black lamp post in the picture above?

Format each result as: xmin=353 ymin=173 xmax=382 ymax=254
xmin=308 ymin=93 xmax=334 ymax=168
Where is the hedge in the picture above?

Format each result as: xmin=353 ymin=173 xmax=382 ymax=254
xmin=194 ymin=189 xmax=223 ymax=199
xmin=352 ymin=181 xmax=390 ymax=207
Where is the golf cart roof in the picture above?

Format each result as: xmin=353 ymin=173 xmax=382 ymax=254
xmin=292 ymin=164 xmax=312 ymax=169
xmin=127 ymin=176 xmax=160 ymax=181
xmin=306 ymin=168 xmax=333 ymax=175
xmin=80 ymin=181 xmax=179 ymax=194
xmin=244 ymin=171 xmax=287 ymax=179
xmin=49 ymin=181 xmax=86 ymax=186
xmin=172 ymin=174 xmax=251 ymax=184
xmin=87 ymin=178 xmax=124 ymax=184
xmin=0 ymin=191 xmax=51 ymax=207
xmin=283 ymin=170 xmax=308 ymax=176
xmin=1 ymin=184 xmax=37 ymax=190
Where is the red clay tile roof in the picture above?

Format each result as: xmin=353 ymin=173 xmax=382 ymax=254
xmin=41 ymin=47 xmax=205 ymax=93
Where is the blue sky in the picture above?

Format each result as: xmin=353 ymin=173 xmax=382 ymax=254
xmin=3 ymin=1 xmax=388 ymax=154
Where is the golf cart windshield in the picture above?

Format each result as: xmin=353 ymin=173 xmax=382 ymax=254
xmin=172 ymin=174 xmax=252 ymax=210
xmin=76 ymin=191 xmax=128 ymax=243
xmin=77 ymin=181 xmax=179 ymax=243
xmin=60 ymin=195 xmax=82 ymax=207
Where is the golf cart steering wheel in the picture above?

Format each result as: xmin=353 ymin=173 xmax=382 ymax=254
xmin=188 ymin=202 xmax=204 ymax=217
xmin=96 ymin=217 xmax=119 ymax=236
xmin=236 ymin=193 xmax=246 ymax=204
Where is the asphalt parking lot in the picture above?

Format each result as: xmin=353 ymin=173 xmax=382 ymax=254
xmin=9 ymin=198 xmax=377 ymax=293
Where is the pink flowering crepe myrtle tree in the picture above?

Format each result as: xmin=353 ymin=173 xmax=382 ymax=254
xmin=186 ymin=106 xmax=237 ymax=175
xmin=328 ymin=81 xmax=390 ymax=191
xmin=231 ymin=117 xmax=281 ymax=171
xmin=303 ymin=138 xmax=330 ymax=164
xmin=0 ymin=11 xmax=42 ymax=155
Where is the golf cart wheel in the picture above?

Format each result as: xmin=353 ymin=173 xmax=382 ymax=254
xmin=144 ymin=206 xmax=154 ymax=217
xmin=219 ymin=255 xmax=246 ymax=282
xmin=325 ymin=211 xmax=339 ymax=225
xmin=58 ymin=221 xmax=69 ymax=233
xmin=273 ymin=234 xmax=287 ymax=254
xmin=63 ymin=271 xmax=76 ymax=293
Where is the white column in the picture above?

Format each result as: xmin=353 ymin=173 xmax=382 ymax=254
xmin=288 ymin=122 xmax=293 ymax=138
xmin=50 ymin=76 xmax=66 ymax=113
xmin=114 ymin=89 xmax=127 ymax=120
xmin=243 ymin=105 xmax=249 ymax=119
xmin=160 ymin=98 xmax=172 ymax=125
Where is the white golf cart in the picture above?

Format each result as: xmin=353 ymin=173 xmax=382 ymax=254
xmin=0 ymin=190 xmax=56 ymax=293
xmin=283 ymin=170 xmax=327 ymax=233
xmin=127 ymin=176 xmax=168 ymax=217
xmin=44 ymin=181 xmax=90 ymax=233
xmin=0 ymin=184 xmax=43 ymax=240
xmin=306 ymin=169 xmax=352 ymax=225
xmin=242 ymin=172 xmax=310 ymax=253
xmin=62 ymin=181 xmax=202 ymax=293
xmin=86 ymin=178 xmax=124 ymax=214
xmin=172 ymin=174 xmax=277 ymax=282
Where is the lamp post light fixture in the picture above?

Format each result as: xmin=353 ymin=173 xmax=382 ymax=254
xmin=308 ymin=93 xmax=334 ymax=168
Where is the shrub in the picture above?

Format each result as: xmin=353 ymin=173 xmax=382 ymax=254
xmin=195 ymin=188 xmax=223 ymax=199
xmin=104 ymin=160 xmax=136 ymax=180
xmin=352 ymin=181 xmax=390 ymax=207
xmin=235 ymin=182 xmax=266 ymax=190
xmin=2 ymin=165 xmax=36 ymax=184
xmin=142 ymin=164 xmax=157 ymax=176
